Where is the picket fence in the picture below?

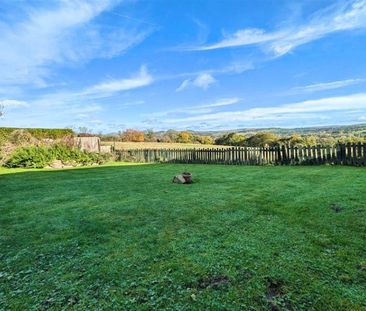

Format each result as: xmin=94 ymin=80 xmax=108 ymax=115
xmin=114 ymin=143 xmax=366 ymax=166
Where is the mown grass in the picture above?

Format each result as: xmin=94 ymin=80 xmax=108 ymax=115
xmin=1 ymin=164 xmax=365 ymax=310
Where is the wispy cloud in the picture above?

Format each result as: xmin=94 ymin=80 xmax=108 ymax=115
xmin=0 ymin=66 xmax=153 ymax=129
xmin=289 ymin=78 xmax=365 ymax=94
xmin=164 ymin=92 xmax=366 ymax=124
xmin=24 ymin=66 xmax=153 ymax=107
xmin=198 ymin=97 xmax=241 ymax=108
xmin=0 ymin=99 xmax=29 ymax=108
xmin=176 ymin=73 xmax=216 ymax=91
xmin=146 ymin=97 xmax=240 ymax=118
xmin=189 ymin=0 xmax=366 ymax=56
xmin=82 ymin=66 xmax=153 ymax=97
xmin=0 ymin=0 xmax=153 ymax=87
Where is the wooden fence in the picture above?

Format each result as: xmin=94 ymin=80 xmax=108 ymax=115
xmin=114 ymin=143 xmax=366 ymax=166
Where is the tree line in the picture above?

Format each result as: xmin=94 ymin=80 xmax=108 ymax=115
xmin=99 ymin=129 xmax=366 ymax=147
xmin=101 ymin=129 xmax=215 ymax=145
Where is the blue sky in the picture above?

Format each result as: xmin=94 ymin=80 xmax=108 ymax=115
xmin=1 ymin=0 xmax=366 ymax=132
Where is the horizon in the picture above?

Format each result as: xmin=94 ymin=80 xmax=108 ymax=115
xmin=3 ymin=122 xmax=366 ymax=135
xmin=1 ymin=0 xmax=366 ymax=133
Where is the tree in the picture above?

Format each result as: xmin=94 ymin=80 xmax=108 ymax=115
xmin=160 ymin=130 xmax=178 ymax=143
xmin=145 ymin=129 xmax=157 ymax=142
xmin=244 ymin=132 xmax=279 ymax=147
xmin=215 ymin=133 xmax=245 ymax=146
xmin=77 ymin=126 xmax=93 ymax=136
xmin=196 ymin=135 xmax=214 ymax=145
xmin=177 ymin=131 xmax=193 ymax=143
xmin=120 ymin=129 xmax=145 ymax=142
xmin=288 ymin=133 xmax=303 ymax=146
xmin=302 ymin=135 xmax=317 ymax=146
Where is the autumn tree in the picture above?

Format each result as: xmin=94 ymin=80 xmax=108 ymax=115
xmin=302 ymin=135 xmax=317 ymax=146
xmin=196 ymin=135 xmax=214 ymax=145
xmin=120 ymin=129 xmax=145 ymax=142
xmin=177 ymin=131 xmax=193 ymax=143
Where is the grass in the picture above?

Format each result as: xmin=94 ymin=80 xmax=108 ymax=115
xmin=102 ymin=141 xmax=231 ymax=150
xmin=1 ymin=164 xmax=366 ymax=310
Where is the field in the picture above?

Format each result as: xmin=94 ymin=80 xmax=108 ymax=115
xmin=1 ymin=164 xmax=366 ymax=310
xmin=102 ymin=141 xmax=231 ymax=150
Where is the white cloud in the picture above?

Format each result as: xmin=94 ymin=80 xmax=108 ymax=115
xmin=164 ymin=92 xmax=366 ymax=124
xmin=0 ymin=99 xmax=29 ymax=108
xmin=0 ymin=0 xmax=152 ymax=87
xmin=21 ymin=66 xmax=153 ymax=107
xmin=196 ymin=28 xmax=283 ymax=51
xmin=176 ymin=73 xmax=216 ymax=91
xmin=198 ymin=97 xmax=241 ymax=108
xmin=0 ymin=66 xmax=153 ymax=128
xmin=190 ymin=0 xmax=366 ymax=56
xmin=82 ymin=66 xmax=153 ymax=97
xmin=193 ymin=73 xmax=217 ymax=89
xmin=289 ymin=79 xmax=365 ymax=94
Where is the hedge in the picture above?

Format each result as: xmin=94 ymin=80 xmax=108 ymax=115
xmin=0 ymin=128 xmax=74 ymax=142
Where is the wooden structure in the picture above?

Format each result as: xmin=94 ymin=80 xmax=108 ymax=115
xmin=74 ymin=137 xmax=101 ymax=153
xmin=114 ymin=143 xmax=366 ymax=166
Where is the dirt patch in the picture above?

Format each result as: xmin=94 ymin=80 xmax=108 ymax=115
xmin=330 ymin=203 xmax=343 ymax=213
xmin=265 ymin=278 xmax=286 ymax=311
xmin=189 ymin=275 xmax=230 ymax=290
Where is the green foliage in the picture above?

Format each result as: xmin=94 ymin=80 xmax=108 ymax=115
xmin=5 ymin=144 xmax=104 ymax=168
xmin=0 ymin=127 xmax=73 ymax=142
xmin=0 ymin=164 xmax=365 ymax=309
xmin=196 ymin=135 xmax=214 ymax=145
xmin=215 ymin=132 xmax=245 ymax=146
xmin=5 ymin=146 xmax=52 ymax=168
xmin=244 ymin=132 xmax=280 ymax=147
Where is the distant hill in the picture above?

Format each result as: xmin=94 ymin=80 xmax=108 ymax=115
xmin=189 ymin=123 xmax=366 ymax=137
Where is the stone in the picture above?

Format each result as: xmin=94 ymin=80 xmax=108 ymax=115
xmin=182 ymin=172 xmax=192 ymax=184
xmin=49 ymin=159 xmax=63 ymax=169
xmin=172 ymin=174 xmax=186 ymax=184
xmin=172 ymin=172 xmax=192 ymax=184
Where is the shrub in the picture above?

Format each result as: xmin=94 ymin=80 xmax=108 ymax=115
xmin=5 ymin=144 xmax=106 ymax=168
xmin=5 ymin=146 xmax=52 ymax=168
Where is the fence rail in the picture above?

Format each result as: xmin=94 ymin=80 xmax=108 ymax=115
xmin=114 ymin=143 xmax=366 ymax=166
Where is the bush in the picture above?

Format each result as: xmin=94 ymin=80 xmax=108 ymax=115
xmin=5 ymin=144 xmax=106 ymax=168
xmin=5 ymin=146 xmax=52 ymax=168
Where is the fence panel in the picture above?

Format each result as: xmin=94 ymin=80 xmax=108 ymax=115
xmin=114 ymin=144 xmax=366 ymax=166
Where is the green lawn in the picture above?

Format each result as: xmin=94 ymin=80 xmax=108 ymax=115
xmin=1 ymin=164 xmax=365 ymax=310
